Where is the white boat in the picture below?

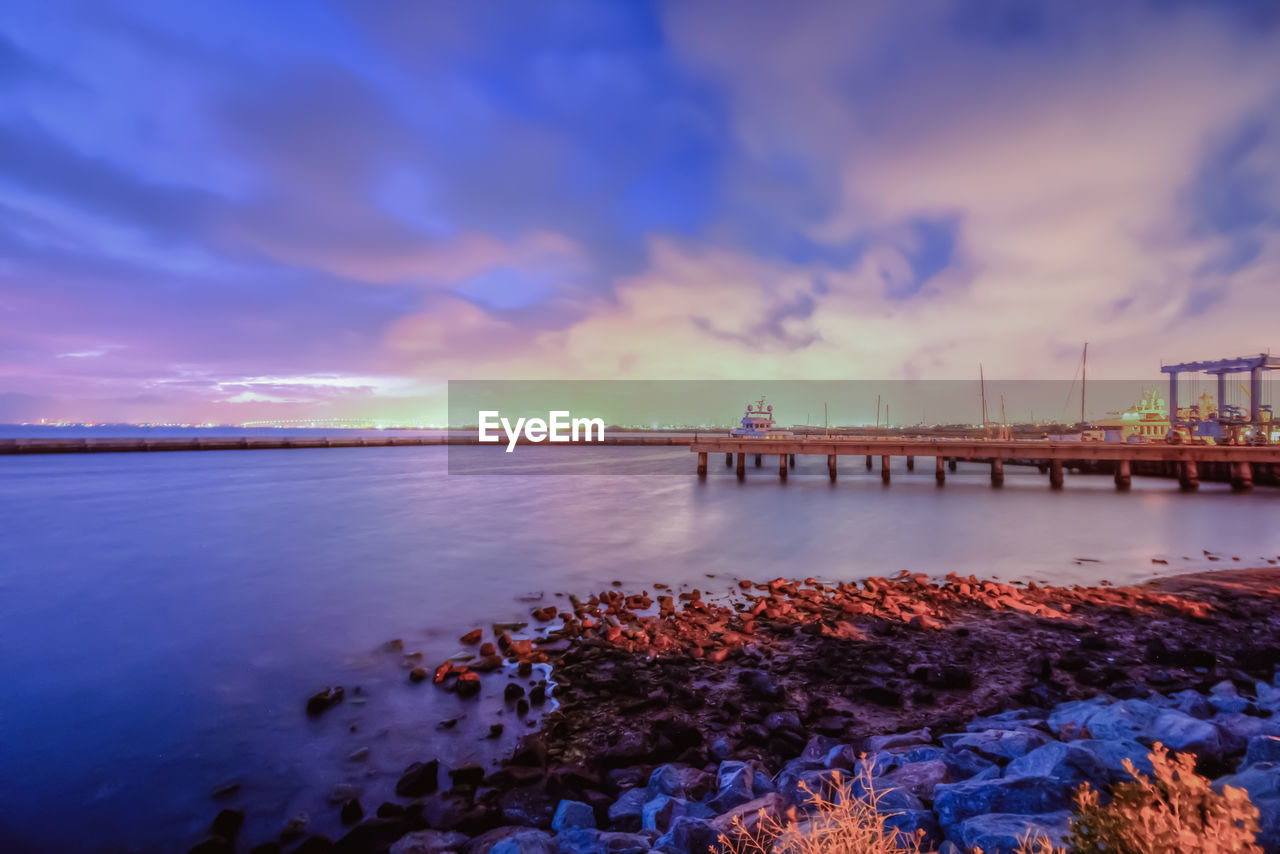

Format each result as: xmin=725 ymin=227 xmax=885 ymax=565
xmin=730 ymin=398 xmax=794 ymax=439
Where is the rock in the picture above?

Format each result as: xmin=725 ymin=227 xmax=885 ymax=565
xmin=652 ymin=815 xmax=715 ymax=854
xmin=456 ymin=672 xmax=482 ymax=698
xmin=187 ymin=838 xmax=233 ymax=854
xmin=864 ymin=727 xmax=932 ymax=754
xmin=1214 ymin=713 xmax=1280 ymax=754
xmin=645 ymin=764 xmax=713 ymax=800
xmin=883 ymin=760 xmax=950 ymax=800
xmin=551 ymin=800 xmax=595 ymax=832
xmin=294 ymin=837 xmax=333 ymax=854
xmin=461 ymin=629 xmax=483 ymax=645
xmin=211 ymin=809 xmax=244 ymax=840
xmin=1047 ymin=697 xmax=1110 ymax=738
xmin=410 ymin=667 xmax=429 ymax=683
xmin=958 ymin=811 xmax=1073 ymax=854
xmin=389 ymin=829 xmax=470 ymax=854
xmin=933 ymin=777 xmax=1075 ymax=834
xmin=1149 ymin=709 xmax=1222 ymax=756
xmin=821 ymin=744 xmax=859 ymax=771
xmin=396 ymin=761 xmax=440 ymax=798
xmin=940 ymin=729 xmax=1051 ymax=761
xmin=1080 ymin=698 xmax=1159 ymax=741
xmin=450 ymin=765 xmax=485 ymax=792
xmin=280 ymin=812 xmax=310 ymax=842
xmin=1209 ymin=680 xmax=1250 ymax=714
xmin=334 ymin=818 xmax=406 ymax=852
xmin=306 ymin=687 xmax=344 ymax=717
xmin=1246 ymin=736 xmax=1280 ymax=768
xmin=1164 ymin=689 xmax=1214 ymax=719
xmin=468 ymin=827 xmax=555 ymax=854
xmin=765 ymin=710 xmax=802 ymax=732
xmin=504 ymin=683 xmax=525 ymax=703
xmin=554 ymin=829 xmax=653 ymax=854
xmin=710 ymin=793 xmax=785 ymax=837
xmin=339 ymin=798 xmax=363 ymax=826
xmin=1257 ymin=682 xmax=1280 ymax=713
xmin=607 ymin=788 xmax=648 ymax=832
xmin=1004 ymin=742 xmax=1107 ymax=788
xmin=641 ymin=795 xmax=711 ymax=833
xmin=1072 ymin=739 xmax=1155 ymax=778
xmin=965 ymin=708 xmax=1048 ymax=733
xmin=1214 ymin=762 xmax=1280 ymax=802
xmin=708 ymin=761 xmax=755 ymax=812
xmin=883 ymin=809 xmax=942 ymax=849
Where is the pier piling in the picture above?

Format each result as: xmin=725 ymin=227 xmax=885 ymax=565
xmin=789 ymin=453 xmax=795 ymax=468
xmin=779 ymin=454 xmax=788 ymax=479
xmin=1179 ymin=460 xmax=1199 ymax=491
xmin=990 ymin=457 xmax=1004 ymax=486
xmin=1231 ymin=461 xmax=1254 ymax=492
xmin=948 ymin=458 xmax=957 ymax=472
xmin=725 ymin=452 xmax=732 ymax=466
xmin=736 ymin=453 xmax=745 ymax=477
xmin=1114 ymin=459 xmax=1131 ymax=491
xmin=865 ymin=454 xmax=872 ymax=470
xmin=1050 ymin=459 xmax=1064 ymax=489
xmin=881 ymin=455 xmax=891 ymax=483
xmin=697 ymin=452 xmax=708 ymax=477
xmin=935 ymin=455 xmax=945 ymax=484
xmin=906 ymin=455 xmax=914 ymax=471
xmin=754 ymin=454 xmax=761 ymax=467
xmin=828 ymin=454 xmax=837 ymax=481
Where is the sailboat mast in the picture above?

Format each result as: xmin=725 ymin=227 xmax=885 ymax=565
xmin=980 ymin=363 xmax=988 ymax=428
xmin=1081 ymin=343 xmax=1088 ymax=425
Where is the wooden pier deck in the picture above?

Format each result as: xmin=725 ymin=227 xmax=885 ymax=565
xmin=690 ymin=437 xmax=1280 ymax=491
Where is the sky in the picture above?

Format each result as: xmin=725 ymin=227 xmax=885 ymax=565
xmin=1 ymin=0 xmax=1278 ymax=424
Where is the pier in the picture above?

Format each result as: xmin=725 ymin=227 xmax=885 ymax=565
xmin=0 ymin=434 xmax=701 ymax=454
xmin=690 ymin=437 xmax=1280 ymax=491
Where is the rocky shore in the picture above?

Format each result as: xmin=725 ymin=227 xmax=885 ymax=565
xmin=196 ymin=566 xmax=1280 ymax=854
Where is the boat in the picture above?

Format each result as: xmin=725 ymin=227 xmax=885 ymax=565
xmin=730 ymin=398 xmax=794 ymax=439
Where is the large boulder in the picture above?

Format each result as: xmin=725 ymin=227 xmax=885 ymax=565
xmin=933 ymin=776 xmax=1076 ymax=835
xmin=606 ymin=789 xmax=646 ymax=832
xmin=1245 ymin=736 xmax=1280 ymax=769
xmin=864 ymin=727 xmax=933 ymax=754
xmin=550 ymin=800 xmax=594 ymax=832
xmin=940 ymin=729 xmax=1051 ymax=762
xmin=554 ymin=829 xmax=652 ymax=854
xmin=884 ymin=760 xmax=950 ymax=801
xmin=709 ymin=793 xmax=785 ymax=837
xmin=1148 ymin=709 xmax=1223 ymax=756
xmin=708 ymin=761 xmax=755 ymax=812
xmin=1209 ymin=681 xmax=1250 ymax=714
xmin=465 ymin=827 xmax=555 ymax=854
xmin=1215 ymin=764 xmax=1280 ymax=852
xmin=957 ymin=811 xmax=1073 ymax=854
xmin=652 ymin=815 xmax=716 ymax=854
xmin=641 ymin=796 xmax=711 ymax=834
xmin=1004 ymin=742 xmax=1108 ymax=788
xmin=1047 ymin=697 xmax=1111 ymax=739
xmin=1072 ymin=739 xmax=1155 ymax=779
xmin=1214 ymin=713 xmax=1280 ymax=755
xmin=1083 ymin=699 xmax=1160 ymax=742
xmin=965 ymin=708 xmax=1049 ymax=733
xmin=1165 ymin=689 xmax=1214 ymax=720
xmin=645 ymin=765 xmax=713 ymax=800
xmin=883 ymin=809 xmax=942 ymax=849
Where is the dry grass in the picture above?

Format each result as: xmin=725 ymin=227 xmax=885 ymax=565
xmin=719 ymin=744 xmax=1261 ymax=854
xmin=715 ymin=765 xmax=926 ymax=854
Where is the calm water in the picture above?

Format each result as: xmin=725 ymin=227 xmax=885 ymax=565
xmin=1 ymin=445 xmax=1278 ymax=853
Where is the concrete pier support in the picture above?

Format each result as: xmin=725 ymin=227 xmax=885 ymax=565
xmin=881 ymin=455 xmax=891 ymax=483
xmin=788 ymin=453 xmax=795 ymax=468
xmin=1179 ymin=460 xmax=1199 ymax=491
xmin=736 ymin=453 xmax=745 ymax=477
xmin=754 ymin=453 xmax=762 ymax=467
xmin=990 ymin=457 xmax=1004 ymax=486
xmin=1114 ymin=459 xmax=1131 ymax=491
xmin=697 ymin=452 xmax=708 ymax=477
xmin=779 ymin=454 xmax=788 ymax=479
xmin=935 ymin=455 xmax=945 ymax=484
xmin=865 ymin=454 xmax=872 ymax=470
xmin=725 ymin=452 xmax=732 ymax=466
xmin=906 ymin=455 xmax=914 ymax=471
xmin=828 ymin=454 xmax=837 ymax=481
xmin=948 ymin=458 xmax=957 ymax=471
xmin=1231 ymin=461 xmax=1254 ymax=491
xmin=1050 ymin=459 xmax=1064 ymax=489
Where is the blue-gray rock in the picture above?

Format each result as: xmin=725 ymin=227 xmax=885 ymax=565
xmin=468 ymin=827 xmax=556 ymax=854
xmin=1257 ymin=682 xmax=1280 ymax=713
xmin=965 ymin=708 xmax=1049 ymax=733
xmin=1245 ymin=736 xmax=1280 ymax=768
xmin=1072 ymin=739 xmax=1155 ymax=779
xmin=390 ymin=829 xmax=470 ymax=854
xmin=1047 ymin=697 xmax=1111 ymax=738
xmin=862 ymin=779 xmax=925 ymax=812
xmin=799 ymin=734 xmax=841 ymax=764
xmin=550 ymin=800 xmax=595 ymax=832
xmin=900 ymin=745 xmax=950 ymax=764
xmin=1082 ymin=698 xmax=1159 ymax=741
xmin=645 ymin=765 xmax=712 ymax=800
xmin=937 ymin=749 xmax=1000 ymax=782
xmin=821 ymin=743 xmax=859 ymax=770
xmin=709 ymin=738 xmax=733 ymax=762
xmin=765 ymin=710 xmax=802 ymax=732
xmin=554 ymin=829 xmax=651 ymax=854
xmin=933 ymin=776 xmax=1076 ymax=834
xmin=1214 ymin=713 xmax=1280 ymax=755
xmin=1004 ymin=742 xmax=1107 ymax=787
xmin=1165 ymin=689 xmax=1214 ymax=720
xmin=957 ymin=811 xmax=1072 ymax=854
xmin=854 ymin=750 xmax=905 ymax=779
xmin=1209 ymin=681 xmax=1250 ymax=714
xmin=936 ymin=842 xmax=964 ymax=854
xmin=641 ymin=796 xmax=711 ymax=834
xmin=883 ymin=809 xmax=942 ymax=849
xmin=864 ymin=727 xmax=932 ymax=754
xmin=1149 ymin=709 xmax=1222 ymax=756
xmin=709 ymin=793 xmax=785 ymax=837
xmin=782 ymin=769 xmax=844 ymax=809
xmin=708 ymin=761 xmax=754 ymax=812
xmin=940 ymin=729 xmax=1051 ymax=761
xmin=607 ymin=789 xmax=647 ymax=832
xmin=884 ymin=760 xmax=950 ymax=800
xmin=752 ymin=770 xmax=776 ymax=795
xmin=1251 ymin=796 xmax=1280 ymax=852
xmin=652 ymin=815 xmax=715 ymax=854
